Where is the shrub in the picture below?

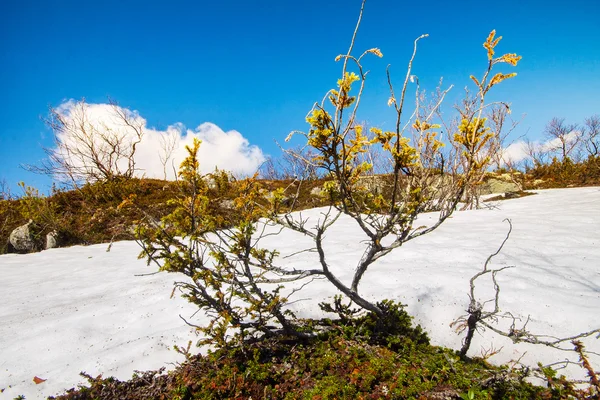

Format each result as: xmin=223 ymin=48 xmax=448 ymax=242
xmin=137 ymin=139 xmax=304 ymax=346
xmin=138 ymin=0 xmax=521 ymax=347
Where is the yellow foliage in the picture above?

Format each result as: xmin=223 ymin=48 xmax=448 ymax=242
xmin=306 ymin=109 xmax=334 ymax=149
xmin=337 ymin=71 xmax=360 ymax=91
xmin=498 ymin=53 xmax=521 ymax=66
xmin=329 ymin=72 xmax=360 ymax=109
xmin=412 ymin=119 xmax=440 ymax=132
xmin=484 ymin=30 xmax=502 ymax=60
xmin=470 ymin=75 xmax=481 ymax=89
xmin=366 ymin=48 xmax=383 ymax=58
xmin=391 ymin=137 xmax=418 ymax=168
xmin=455 ymin=118 xmax=492 ymax=147
xmin=178 ymin=138 xmax=202 ymax=182
xmin=489 ymin=72 xmax=517 ymax=87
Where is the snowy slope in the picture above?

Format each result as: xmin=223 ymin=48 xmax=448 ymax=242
xmin=1 ymin=187 xmax=599 ymax=399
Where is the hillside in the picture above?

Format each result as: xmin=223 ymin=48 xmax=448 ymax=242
xmin=3 ymin=154 xmax=600 ymax=256
xmin=1 ymin=187 xmax=598 ymax=399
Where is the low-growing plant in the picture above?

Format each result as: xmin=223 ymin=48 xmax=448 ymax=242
xmin=526 ymin=154 xmax=600 ymax=187
xmin=49 ymin=314 xmax=555 ymax=399
xmin=15 ymin=182 xmax=60 ymax=232
xmin=319 ymin=297 xmax=429 ymax=351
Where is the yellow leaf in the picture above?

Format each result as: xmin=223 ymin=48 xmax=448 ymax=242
xmin=366 ymin=48 xmax=383 ymax=58
xmin=498 ymin=53 xmax=522 ymax=66
xmin=484 ymin=30 xmax=499 ymax=60
xmin=486 ymin=30 xmax=496 ymax=45
xmin=489 ymin=72 xmax=517 ymax=87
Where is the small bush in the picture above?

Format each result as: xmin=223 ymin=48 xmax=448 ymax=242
xmin=525 ymin=155 xmax=600 ymax=188
xmin=319 ymin=297 xmax=429 ymax=351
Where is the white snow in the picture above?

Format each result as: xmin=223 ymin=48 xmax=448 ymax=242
xmin=1 ymin=187 xmax=599 ymax=399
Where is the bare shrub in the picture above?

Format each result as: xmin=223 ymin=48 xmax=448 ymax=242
xmin=25 ymin=99 xmax=144 ymax=186
xmin=453 ymin=220 xmax=600 ymax=394
xmin=260 ymin=145 xmax=320 ymax=181
xmin=544 ymin=117 xmax=580 ymax=162
xmin=582 ymin=114 xmax=600 ymax=157
xmin=0 ymin=178 xmax=12 ymax=201
xmin=158 ymin=128 xmax=179 ymax=180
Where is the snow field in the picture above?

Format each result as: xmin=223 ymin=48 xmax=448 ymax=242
xmin=1 ymin=187 xmax=598 ymax=398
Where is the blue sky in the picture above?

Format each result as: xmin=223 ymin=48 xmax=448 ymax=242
xmin=1 ymin=0 xmax=599 ymax=193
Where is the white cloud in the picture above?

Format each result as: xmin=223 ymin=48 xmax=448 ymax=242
xmin=53 ymin=101 xmax=265 ymax=181
xmin=500 ymin=131 xmax=580 ymax=165
xmin=500 ymin=141 xmax=529 ymax=164
xmin=540 ymin=130 xmax=580 ymax=153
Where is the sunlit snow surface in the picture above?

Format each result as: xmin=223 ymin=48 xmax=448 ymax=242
xmin=1 ymin=187 xmax=599 ymax=399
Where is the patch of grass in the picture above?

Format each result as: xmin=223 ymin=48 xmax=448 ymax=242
xmin=0 ymin=176 xmax=334 ymax=254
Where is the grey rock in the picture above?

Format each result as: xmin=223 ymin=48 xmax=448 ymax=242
xmin=9 ymin=220 xmax=41 ymax=253
xmin=45 ymin=230 xmax=59 ymax=250
xmin=310 ymin=186 xmax=324 ymax=197
xmin=479 ymin=178 xmax=520 ymax=195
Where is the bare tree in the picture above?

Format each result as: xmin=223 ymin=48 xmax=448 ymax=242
xmin=524 ymin=137 xmax=550 ymax=167
xmin=582 ymin=114 xmax=600 ymax=157
xmin=158 ymin=129 xmax=179 ymax=180
xmin=0 ymin=178 xmax=12 ymax=201
xmin=25 ymin=99 xmax=145 ymax=185
xmin=488 ymin=105 xmax=523 ymax=171
xmin=260 ymin=145 xmax=320 ymax=181
xmin=259 ymin=156 xmax=282 ymax=180
xmin=544 ymin=117 xmax=580 ymax=161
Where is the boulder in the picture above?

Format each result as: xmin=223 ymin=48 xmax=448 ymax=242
xmin=310 ymin=186 xmax=324 ymax=197
xmin=479 ymin=178 xmax=520 ymax=195
xmin=9 ymin=220 xmax=41 ymax=253
xmin=45 ymin=230 xmax=59 ymax=250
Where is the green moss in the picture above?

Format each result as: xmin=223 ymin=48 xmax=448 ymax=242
xmin=49 ymin=309 xmax=572 ymax=400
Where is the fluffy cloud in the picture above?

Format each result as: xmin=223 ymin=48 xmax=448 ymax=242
xmin=52 ymin=100 xmax=265 ymax=181
xmin=500 ymin=141 xmax=529 ymax=164
xmin=500 ymin=131 xmax=580 ymax=165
